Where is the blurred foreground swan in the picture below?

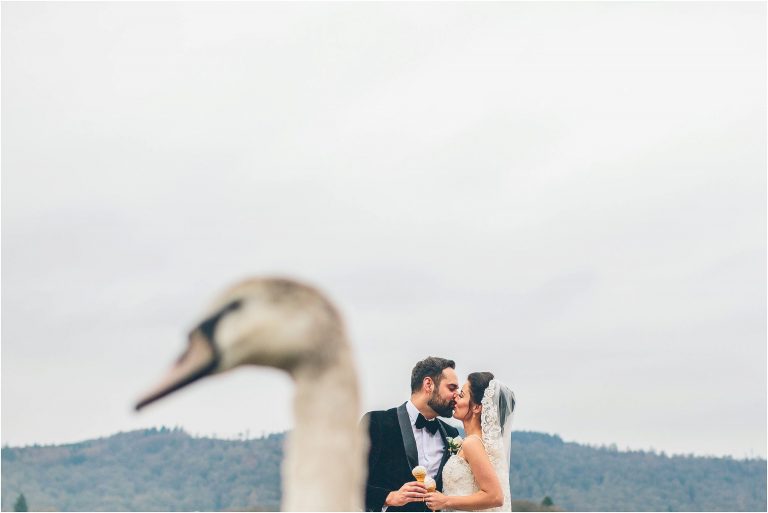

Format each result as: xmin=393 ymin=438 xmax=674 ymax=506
xmin=135 ymin=277 xmax=367 ymax=511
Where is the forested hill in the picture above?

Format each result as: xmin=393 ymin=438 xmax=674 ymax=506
xmin=1 ymin=428 xmax=765 ymax=511
xmin=509 ymin=431 xmax=765 ymax=511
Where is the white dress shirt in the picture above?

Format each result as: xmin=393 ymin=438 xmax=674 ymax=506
xmin=406 ymin=400 xmax=444 ymax=481
xmin=383 ymin=401 xmax=446 ymax=511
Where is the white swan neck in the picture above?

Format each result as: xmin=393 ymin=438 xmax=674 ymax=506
xmin=281 ymin=349 xmax=366 ymax=511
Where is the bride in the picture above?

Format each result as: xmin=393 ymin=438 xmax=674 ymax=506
xmin=424 ymin=372 xmax=515 ymax=512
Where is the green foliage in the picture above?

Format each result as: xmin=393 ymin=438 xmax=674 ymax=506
xmin=13 ymin=494 xmax=27 ymax=512
xmin=512 ymin=498 xmax=563 ymax=512
xmin=541 ymin=496 xmax=554 ymax=507
xmin=1 ymin=429 xmax=283 ymax=511
xmin=509 ymin=431 xmax=767 ymax=511
xmin=1 ymin=428 xmax=765 ymax=511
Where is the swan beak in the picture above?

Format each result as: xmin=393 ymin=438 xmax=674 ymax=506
xmin=135 ymin=331 xmax=218 ymax=411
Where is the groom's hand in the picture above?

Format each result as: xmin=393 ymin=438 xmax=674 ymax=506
xmin=385 ymin=481 xmax=428 ymax=507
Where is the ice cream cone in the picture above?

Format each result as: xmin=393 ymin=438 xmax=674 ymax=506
xmin=411 ymin=465 xmax=427 ymax=483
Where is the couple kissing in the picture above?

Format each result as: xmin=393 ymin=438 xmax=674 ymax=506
xmin=362 ymin=356 xmax=516 ymax=512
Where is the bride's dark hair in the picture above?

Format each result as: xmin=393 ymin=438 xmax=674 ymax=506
xmin=467 ymin=372 xmax=495 ymax=408
xmin=468 ymin=371 xmax=515 ymax=426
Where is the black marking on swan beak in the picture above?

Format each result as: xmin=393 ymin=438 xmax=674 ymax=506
xmin=186 ymin=298 xmax=244 ymax=369
xmin=134 ymin=299 xmax=244 ymax=411
xmin=195 ymin=299 xmax=243 ymax=344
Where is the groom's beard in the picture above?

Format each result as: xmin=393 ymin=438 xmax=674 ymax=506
xmin=428 ymin=390 xmax=456 ymax=418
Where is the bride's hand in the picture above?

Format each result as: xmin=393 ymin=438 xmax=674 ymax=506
xmin=425 ymin=491 xmax=449 ymax=511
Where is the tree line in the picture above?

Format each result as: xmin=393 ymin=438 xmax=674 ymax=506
xmin=1 ymin=428 xmax=765 ymax=511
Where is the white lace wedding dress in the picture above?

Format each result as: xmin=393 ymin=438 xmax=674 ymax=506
xmin=441 ymin=436 xmax=511 ymax=512
xmin=441 ymin=380 xmax=514 ymax=512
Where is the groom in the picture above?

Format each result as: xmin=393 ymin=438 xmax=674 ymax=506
xmin=362 ymin=357 xmax=460 ymax=512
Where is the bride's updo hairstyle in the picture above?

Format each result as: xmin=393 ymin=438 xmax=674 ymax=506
xmin=467 ymin=372 xmax=495 ymax=408
xmin=467 ymin=372 xmax=515 ymax=426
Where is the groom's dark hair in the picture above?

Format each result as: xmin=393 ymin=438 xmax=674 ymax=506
xmin=411 ymin=356 xmax=456 ymax=393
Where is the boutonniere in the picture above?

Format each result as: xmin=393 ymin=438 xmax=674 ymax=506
xmin=446 ymin=436 xmax=463 ymax=455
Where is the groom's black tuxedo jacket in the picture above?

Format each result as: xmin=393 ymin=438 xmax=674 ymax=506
xmin=362 ymin=403 xmax=460 ymax=512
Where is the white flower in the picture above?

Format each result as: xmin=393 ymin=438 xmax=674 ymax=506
xmin=446 ymin=436 xmax=463 ymax=454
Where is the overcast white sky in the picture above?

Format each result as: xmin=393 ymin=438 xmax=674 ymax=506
xmin=2 ymin=2 xmax=765 ymax=459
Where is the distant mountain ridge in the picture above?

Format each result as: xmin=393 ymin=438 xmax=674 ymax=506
xmin=1 ymin=428 xmax=765 ymax=511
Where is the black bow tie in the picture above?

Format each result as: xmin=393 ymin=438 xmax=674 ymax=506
xmin=415 ymin=413 xmax=439 ymax=435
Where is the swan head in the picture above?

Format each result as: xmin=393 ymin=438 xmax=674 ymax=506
xmin=135 ymin=277 xmax=344 ymax=410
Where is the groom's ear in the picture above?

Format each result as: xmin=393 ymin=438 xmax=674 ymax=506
xmin=423 ymin=376 xmax=433 ymax=393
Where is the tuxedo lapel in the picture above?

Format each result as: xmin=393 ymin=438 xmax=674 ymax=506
xmin=435 ymin=420 xmax=451 ymax=484
xmin=397 ymin=402 xmax=419 ymax=470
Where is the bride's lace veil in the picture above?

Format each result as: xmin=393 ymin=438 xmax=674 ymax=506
xmin=481 ymin=379 xmax=516 ymax=510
